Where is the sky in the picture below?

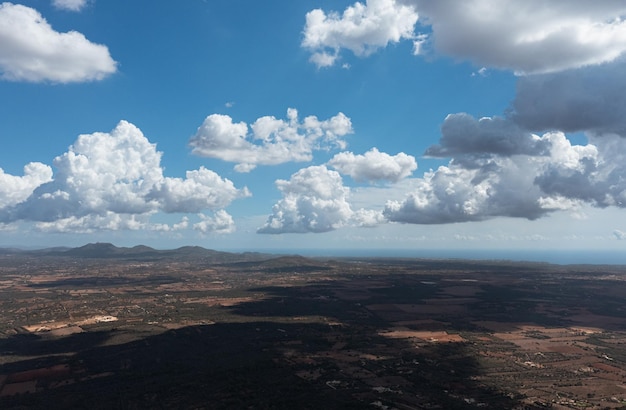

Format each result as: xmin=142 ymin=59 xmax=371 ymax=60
xmin=2 ymin=0 xmax=626 ymax=261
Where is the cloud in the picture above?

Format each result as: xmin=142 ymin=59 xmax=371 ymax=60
xmin=471 ymin=67 xmax=487 ymax=77
xmin=258 ymin=165 xmax=388 ymax=234
xmin=308 ymin=50 xmax=339 ymax=69
xmin=153 ymin=168 xmax=248 ymax=213
xmin=302 ymin=0 xmax=419 ymax=68
xmin=193 ymin=210 xmax=236 ymax=234
xmin=425 ymin=113 xmax=550 ymax=158
xmin=52 ymin=0 xmax=87 ymax=12
xmin=152 ymin=217 xmax=189 ymax=233
xmin=412 ymin=0 xmax=626 ymax=74
xmin=384 ymin=131 xmax=602 ymax=224
xmin=385 ymin=120 xmax=626 ymax=226
xmin=351 ymin=208 xmax=386 ymax=227
xmin=36 ymin=213 xmax=193 ymax=234
xmin=328 ymin=148 xmax=417 ymax=182
xmin=614 ymin=229 xmax=626 ymax=240
xmin=388 ymin=42 xmax=626 ymax=227
xmin=0 ymin=121 xmax=248 ymax=232
xmin=189 ymin=108 xmax=353 ymax=172
xmin=511 ymin=59 xmax=626 ymax=135
xmin=35 ymin=213 xmax=150 ymax=233
xmin=296 ymin=2 xmax=626 ymax=230
xmin=254 ymin=112 xmax=626 ymax=231
xmin=258 ymin=166 xmax=353 ymax=234
xmin=383 ymin=158 xmax=549 ymax=225
xmin=535 ymin=134 xmax=626 ymax=208
xmin=396 ymin=7 xmax=626 ymax=226
xmin=0 ymin=163 xmax=53 ymax=209
xmin=0 ymin=3 xmax=116 ymax=83
xmin=303 ymin=1 xmax=626 ymax=74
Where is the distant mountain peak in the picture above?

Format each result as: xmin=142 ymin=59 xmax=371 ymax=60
xmin=16 ymin=242 xmax=277 ymax=264
xmin=80 ymin=242 xmax=116 ymax=250
xmin=65 ymin=242 xmax=121 ymax=257
xmin=130 ymin=245 xmax=157 ymax=252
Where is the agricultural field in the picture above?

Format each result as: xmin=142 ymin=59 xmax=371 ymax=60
xmin=1 ymin=244 xmax=626 ymax=409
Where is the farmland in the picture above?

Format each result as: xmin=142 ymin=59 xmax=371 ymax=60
xmin=1 ymin=244 xmax=626 ymax=408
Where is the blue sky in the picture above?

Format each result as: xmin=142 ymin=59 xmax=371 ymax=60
xmin=2 ymin=0 xmax=626 ymax=260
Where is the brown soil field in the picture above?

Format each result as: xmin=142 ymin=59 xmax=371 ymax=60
xmin=1 ymin=251 xmax=626 ymax=408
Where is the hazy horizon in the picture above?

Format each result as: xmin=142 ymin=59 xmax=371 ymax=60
xmin=3 ymin=241 xmax=626 ymax=266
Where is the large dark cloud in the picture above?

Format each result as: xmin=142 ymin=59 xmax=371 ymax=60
xmin=511 ymin=59 xmax=626 ymax=135
xmin=425 ymin=113 xmax=550 ymax=158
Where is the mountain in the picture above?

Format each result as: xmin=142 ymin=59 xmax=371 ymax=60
xmin=62 ymin=242 xmax=158 ymax=258
xmin=52 ymin=242 xmax=275 ymax=264
xmin=64 ymin=242 xmax=116 ymax=257
xmin=0 ymin=242 xmax=285 ymax=264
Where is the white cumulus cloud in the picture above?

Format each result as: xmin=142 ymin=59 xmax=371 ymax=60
xmin=258 ymin=165 xmax=387 ymax=234
xmin=52 ymin=0 xmax=87 ymax=12
xmin=152 ymin=217 xmax=189 ymax=233
xmin=1 ymin=121 xmax=249 ymax=232
xmin=189 ymin=108 xmax=353 ymax=172
xmin=258 ymin=166 xmax=354 ymax=234
xmin=193 ymin=210 xmax=236 ymax=234
xmin=35 ymin=213 xmax=149 ymax=233
xmin=328 ymin=148 xmax=417 ymax=182
xmin=153 ymin=168 xmax=249 ymax=213
xmin=0 ymin=163 xmax=53 ymax=209
xmin=0 ymin=2 xmax=116 ymax=83
xmin=351 ymin=208 xmax=386 ymax=227
xmin=302 ymin=0 xmax=419 ymax=68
